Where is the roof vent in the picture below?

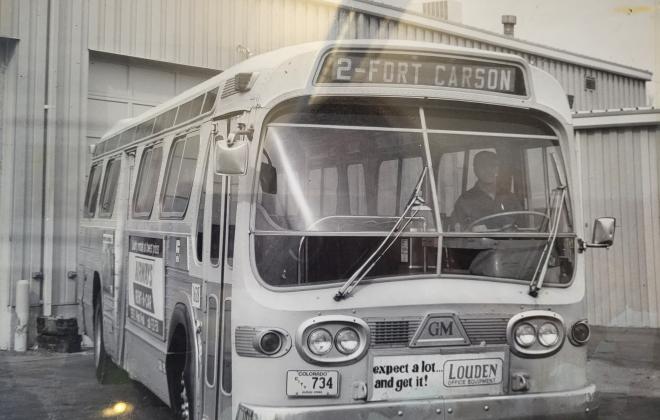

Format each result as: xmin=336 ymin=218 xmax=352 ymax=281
xmin=416 ymin=1 xmax=463 ymax=23
xmin=502 ymin=15 xmax=517 ymax=37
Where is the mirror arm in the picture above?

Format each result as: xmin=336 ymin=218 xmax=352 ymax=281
xmin=577 ymin=238 xmax=611 ymax=253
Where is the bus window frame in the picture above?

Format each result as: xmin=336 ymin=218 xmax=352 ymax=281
xmin=132 ymin=143 xmax=164 ymax=219
xmin=98 ymin=155 xmax=122 ymax=218
xmin=160 ymin=132 xmax=201 ymax=220
xmin=83 ymin=161 xmax=103 ymax=218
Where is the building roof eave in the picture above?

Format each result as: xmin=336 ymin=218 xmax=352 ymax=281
xmin=317 ymin=0 xmax=653 ymax=81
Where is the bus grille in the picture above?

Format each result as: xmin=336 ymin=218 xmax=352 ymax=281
xmin=367 ymin=316 xmax=509 ymax=347
xmin=367 ymin=318 xmax=421 ymax=348
xmin=460 ymin=316 xmax=510 ymax=345
xmin=235 ymin=326 xmax=261 ymax=357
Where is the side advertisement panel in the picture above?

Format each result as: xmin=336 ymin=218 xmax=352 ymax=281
xmin=128 ymin=236 xmax=165 ymax=340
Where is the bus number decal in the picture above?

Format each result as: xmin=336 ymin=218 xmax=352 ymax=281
xmin=128 ymin=236 xmax=165 ymax=339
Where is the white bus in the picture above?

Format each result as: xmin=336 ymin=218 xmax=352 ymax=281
xmin=79 ymin=40 xmax=615 ymax=420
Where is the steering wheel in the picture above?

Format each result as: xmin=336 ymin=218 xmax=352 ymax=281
xmin=466 ymin=211 xmax=550 ymax=232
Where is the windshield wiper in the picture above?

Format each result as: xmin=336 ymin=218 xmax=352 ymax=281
xmin=529 ymin=152 xmax=567 ymax=297
xmin=333 ymin=167 xmax=429 ymax=301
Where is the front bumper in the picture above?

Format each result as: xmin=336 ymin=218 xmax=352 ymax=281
xmin=236 ymin=384 xmax=598 ymax=420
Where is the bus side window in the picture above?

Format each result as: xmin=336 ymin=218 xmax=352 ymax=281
xmin=133 ymin=145 xmax=163 ymax=218
xmin=347 ymin=163 xmax=367 ymax=215
xmin=98 ymin=157 xmax=121 ymax=218
xmin=226 ymin=177 xmax=239 ymax=267
xmin=84 ymin=163 xmax=102 ymax=217
xmin=377 ymin=159 xmax=399 ymax=216
xmin=161 ymin=134 xmax=200 ymax=218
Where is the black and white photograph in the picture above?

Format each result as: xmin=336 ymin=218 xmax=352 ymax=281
xmin=0 ymin=1 xmax=659 ymax=419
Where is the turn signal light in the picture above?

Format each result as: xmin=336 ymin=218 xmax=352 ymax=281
xmin=569 ymin=320 xmax=590 ymax=346
xmin=255 ymin=330 xmax=283 ymax=355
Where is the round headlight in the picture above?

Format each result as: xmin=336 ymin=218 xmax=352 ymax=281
xmin=538 ymin=322 xmax=560 ymax=347
xmin=514 ymin=323 xmax=536 ymax=347
xmin=335 ymin=328 xmax=360 ymax=354
xmin=307 ymin=328 xmax=333 ymax=355
xmin=258 ymin=331 xmax=283 ymax=355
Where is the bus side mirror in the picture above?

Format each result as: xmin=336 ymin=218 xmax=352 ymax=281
xmin=215 ymin=133 xmax=248 ymax=175
xmin=589 ymin=217 xmax=616 ymax=248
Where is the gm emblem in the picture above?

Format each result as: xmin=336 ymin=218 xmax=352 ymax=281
xmin=410 ymin=314 xmax=469 ymax=347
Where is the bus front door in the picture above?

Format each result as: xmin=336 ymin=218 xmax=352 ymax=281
xmin=201 ymin=120 xmax=232 ymax=420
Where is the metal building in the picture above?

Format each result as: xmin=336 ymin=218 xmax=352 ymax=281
xmin=0 ymin=0 xmax=656 ymax=350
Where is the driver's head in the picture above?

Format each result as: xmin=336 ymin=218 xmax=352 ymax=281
xmin=473 ymin=151 xmax=498 ymax=184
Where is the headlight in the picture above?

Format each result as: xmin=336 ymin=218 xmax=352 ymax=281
xmin=538 ymin=322 xmax=560 ymax=347
xmin=335 ymin=328 xmax=360 ymax=354
xmin=514 ymin=323 xmax=536 ymax=347
xmin=307 ymin=328 xmax=333 ymax=355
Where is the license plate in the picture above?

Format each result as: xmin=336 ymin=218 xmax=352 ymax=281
xmin=286 ymin=370 xmax=339 ymax=397
xmin=370 ymin=352 xmax=504 ymax=401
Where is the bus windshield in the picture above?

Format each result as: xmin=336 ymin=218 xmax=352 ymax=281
xmin=254 ymin=100 xmax=574 ymax=288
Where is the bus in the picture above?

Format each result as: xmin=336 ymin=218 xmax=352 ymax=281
xmin=78 ymin=40 xmax=616 ymax=420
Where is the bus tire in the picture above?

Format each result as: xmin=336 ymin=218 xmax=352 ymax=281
xmin=167 ymin=304 xmax=195 ymax=420
xmin=93 ymin=297 xmax=123 ymax=383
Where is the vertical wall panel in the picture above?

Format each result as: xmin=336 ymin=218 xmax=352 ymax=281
xmin=0 ymin=0 xmax=18 ymax=38
xmin=578 ymin=123 xmax=660 ymax=327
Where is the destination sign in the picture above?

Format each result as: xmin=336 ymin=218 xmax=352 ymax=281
xmin=316 ymin=51 xmax=526 ymax=95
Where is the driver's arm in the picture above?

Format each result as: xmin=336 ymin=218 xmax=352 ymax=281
xmin=449 ymin=196 xmax=472 ymax=231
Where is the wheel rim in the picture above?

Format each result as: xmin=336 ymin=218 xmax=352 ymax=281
xmin=94 ymin=312 xmax=101 ymax=367
xmin=179 ymin=371 xmax=190 ymax=420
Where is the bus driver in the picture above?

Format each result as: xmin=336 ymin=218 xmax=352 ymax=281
xmin=450 ymin=150 xmax=521 ymax=231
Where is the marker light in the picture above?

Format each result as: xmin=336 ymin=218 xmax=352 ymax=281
xmin=258 ymin=331 xmax=283 ymax=355
xmin=307 ymin=328 xmax=333 ymax=355
xmin=570 ymin=320 xmax=591 ymax=345
xmin=538 ymin=322 xmax=560 ymax=347
xmin=514 ymin=323 xmax=536 ymax=347
xmin=335 ymin=328 xmax=360 ymax=354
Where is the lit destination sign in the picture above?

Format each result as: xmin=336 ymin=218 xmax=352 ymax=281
xmin=316 ymin=51 xmax=526 ymax=95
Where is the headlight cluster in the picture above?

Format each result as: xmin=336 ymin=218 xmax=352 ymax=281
xmin=513 ymin=321 xmax=560 ymax=348
xmin=307 ymin=327 xmax=361 ymax=355
xmin=508 ymin=311 xmax=565 ymax=357
xmin=297 ymin=316 xmax=370 ymax=364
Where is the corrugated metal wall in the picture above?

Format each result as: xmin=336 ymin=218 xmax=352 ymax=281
xmin=0 ymin=38 xmax=10 ymax=350
xmin=0 ymin=0 xmax=18 ymax=38
xmin=86 ymin=0 xmax=647 ymax=111
xmin=578 ymin=122 xmax=660 ymax=328
xmin=0 ymin=0 xmax=49 ymax=308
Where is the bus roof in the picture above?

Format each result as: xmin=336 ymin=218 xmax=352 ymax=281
xmin=95 ymin=40 xmax=569 ymax=157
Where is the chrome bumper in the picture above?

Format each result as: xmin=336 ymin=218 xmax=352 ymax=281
xmin=236 ymin=384 xmax=598 ymax=420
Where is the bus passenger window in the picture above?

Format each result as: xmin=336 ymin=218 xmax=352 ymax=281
xmin=162 ymin=134 xmax=200 ymax=218
xmin=133 ymin=145 xmax=163 ymax=218
xmin=84 ymin=163 xmax=102 ymax=217
xmin=377 ymin=159 xmax=399 ymax=216
xmin=226 ymin=177 xmax=238 ymax=267
xmin=347 ymin=163 xmax=367 ymax=215
xmin=98 ymin=158 xmax=121 ymax=218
